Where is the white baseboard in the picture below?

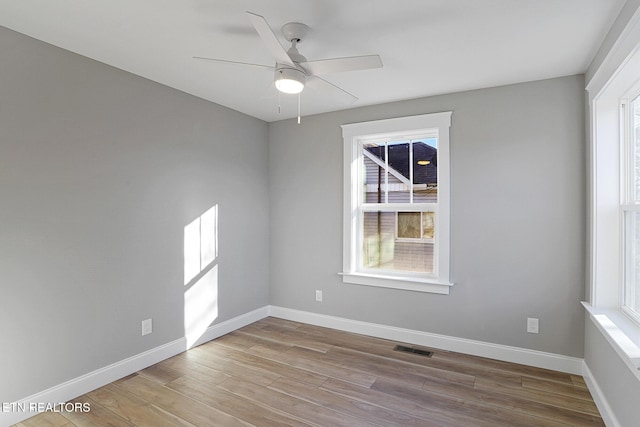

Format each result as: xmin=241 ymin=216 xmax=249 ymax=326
xmin=1 ymin=306 xmax=269 ymax=427
xmin=582 ymin=362 xmax=620 ymax=427
xmin=268 ymin=305 xmax=584 ymax=375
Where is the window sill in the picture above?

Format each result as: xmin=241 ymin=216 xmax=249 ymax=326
xmin=339 ymin=272 xmax=453 ymax=294
xmin=582 ymin=302 xmax=640 ymax=381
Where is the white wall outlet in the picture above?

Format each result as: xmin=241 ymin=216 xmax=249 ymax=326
xmin=141 ymin=318 xmax=153 ymax=336
xmin=315 ymin=290 xmax=323 ymax=302
xmin=527 ymin=317 xmax=539 ymax=334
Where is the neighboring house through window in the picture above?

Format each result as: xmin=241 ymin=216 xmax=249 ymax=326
xmin=341 ymin=112 xmax=452 ymax=294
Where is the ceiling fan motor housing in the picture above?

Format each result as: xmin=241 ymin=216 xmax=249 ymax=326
xmin=275 ymin=66 xmax=306 ymax=94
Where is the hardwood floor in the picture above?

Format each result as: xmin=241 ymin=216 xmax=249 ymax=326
xmin=14 ymin=317 xmax=604 ymax=426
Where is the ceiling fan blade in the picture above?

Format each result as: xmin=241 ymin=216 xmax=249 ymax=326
xmin=246 ymin=12 xmax=294 ymax=67
xmin=306 ymin=76 xmax=358 ymax=104
xmin=300 ymin=55 xmax=383 ymax=76
xmin=193 ymin=56 xmax=274 ymax=70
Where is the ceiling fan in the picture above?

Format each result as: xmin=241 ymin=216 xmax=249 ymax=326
xmin=195 ymin=12 xmax=383 ymax=119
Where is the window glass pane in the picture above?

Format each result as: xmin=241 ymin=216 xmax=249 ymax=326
xmin=413 ymin=138 xmax=438 ymax=203
xmin=363 ymin=211 xmax=434 ymax=273
xmin=387 ymin=141 xmax=410 ymax=203
xmin=633 ymin=96 xmax=640 ymax=202
xmin=398 ymin=212 xmax=421 ymax=238
xmin=625 ymin=210 xmax=640 ymax=318
xmin=422 ymin=211 xmax=435 ymax=239
xmin=363 ymin=142 xmax=387 ymax=203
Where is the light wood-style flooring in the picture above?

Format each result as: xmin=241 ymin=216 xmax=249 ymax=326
xmin=14 ymin=317 xmax=604 ymax=426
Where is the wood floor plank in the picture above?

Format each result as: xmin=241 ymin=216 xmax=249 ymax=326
xmin=294 ymin=323 xmax=430 ymax=357
xmin=227 ymin=328 xmax=296 ymax=353
xmin=373 ymin=378 xmax=575 ymax=427
xmin=321 ymin=344 xmax=476 ymax=388
xmin=14 ymin=317 xmax=604 ymax=427
xmin=85 ymin=385 xmax=194 ymax=427
xmin=201 ymin=340 xmax=330 ymax=387
xmin=165 ymin=375 xmax=311 ymax=427
xmin=14 ymin=412 xmax=76 ymax=427
xmin=238 ymin=339 xmax=377 ymax=388
xmin=321 ymin=377 xmax=523 ymax=427
xmin=403 ymin=351 xmax=524 ymax=387
xmin=62 ymin=395 xmax=135 ymax=427
xmin=114 ymin=374 xmax=249 ymax=426
xmin=209 ymin=331 xmax=264 ymax=351
xmin=112 ymin=374 xmax=138 ymax=386
xmin=431 ymin=351 xmax=575 ymax=386
xmin=474 ymin=377 xmax=600 ymax=417
xmin=254 ymin=317 xmax=305 ymax=330
xmin=239 ymin=324 xmax=333 ymax=353
xmin=156 ymin=353 xmax=231 ymax=384
xmin=571 ymin=375 xmax=589 ymax=389
xmin=136 ymin=364 xmax=183 ymax=385
xmin=269 ymin=376 xmax=432 ymax=427
xmin=180 ymin=345 xmax=281 ymax=387
xmin=522 ymin=376 xmax=597 ymax=402
xmin=413 ymin=376 xmax=604 ymax=426
xmin=254 ymin=344 xmax=378 ymax=387
xmin=218 ymin=376 xmax=379 ymax=427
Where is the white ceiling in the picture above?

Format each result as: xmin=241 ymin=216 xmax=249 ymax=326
xmin=0 ymin=0 xmax=625 ymax=122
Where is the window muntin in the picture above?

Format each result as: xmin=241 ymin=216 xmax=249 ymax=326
xmin=341 ymin=112 xmax=452 ymax=293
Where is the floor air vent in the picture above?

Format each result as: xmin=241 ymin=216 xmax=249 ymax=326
xmin=393 ymin=345 xmax=433 ymax=357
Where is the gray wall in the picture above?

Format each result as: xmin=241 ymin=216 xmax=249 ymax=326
xmin=0 ymin=27 xmax=270 ymax=402
xmin=269 ymin=75 xmax=586 ymax=357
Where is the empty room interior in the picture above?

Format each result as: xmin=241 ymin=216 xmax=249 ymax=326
xmin=2 ymin=1 xmax=640 ymax=426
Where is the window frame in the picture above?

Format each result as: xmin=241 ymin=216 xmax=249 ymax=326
xmin=341 ymin=112 xmax=453 ymax=294
xmin=621 ymin=93 xmax=640 ymax=326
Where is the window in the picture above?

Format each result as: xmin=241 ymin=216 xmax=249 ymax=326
xmin=586 ymin=28 xmax=640 ymax=379
xmin=622 ymin=94 xmax=640 ymax=325
xmin=341 ymin=112 xmax=452 ymax=294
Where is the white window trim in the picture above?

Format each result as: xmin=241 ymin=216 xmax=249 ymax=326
xmin=340 ymin=112 xmax=453 ymax=294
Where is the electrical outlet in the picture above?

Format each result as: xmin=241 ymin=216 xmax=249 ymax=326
xmin=315 ymin=290 xmax=323 ymax=302
xmin=142 ymin=318 xmax=153 ymax=336
xmin=527 ymin=317 xmax=539 ymax=334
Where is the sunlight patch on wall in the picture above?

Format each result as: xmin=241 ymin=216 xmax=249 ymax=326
xmin=184 ymin=204 xmax=219 ymax=349
xmin=184 ymin=205 xmax=218 ymax=285
xmin=184 ymin=264 xmax=218 ymax=348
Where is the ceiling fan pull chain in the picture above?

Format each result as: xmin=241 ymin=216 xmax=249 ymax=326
xmin=278 ymin=90 xmax=281 ymax=114
xmin=298 ymin=93 xmax=301 ymax=124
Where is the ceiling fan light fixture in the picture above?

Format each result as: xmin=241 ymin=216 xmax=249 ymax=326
xmin=275 ymin=67 xmax=305 ymax=94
